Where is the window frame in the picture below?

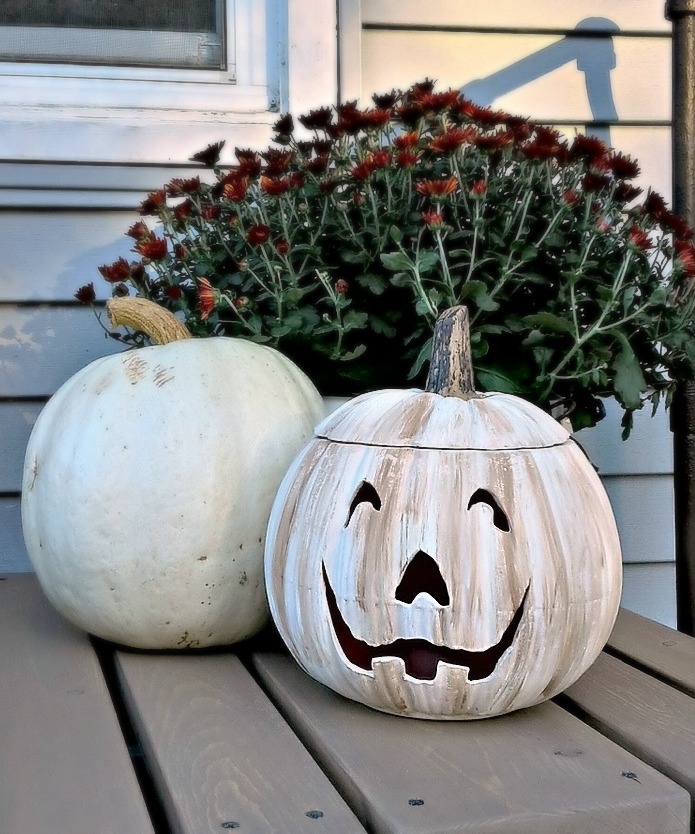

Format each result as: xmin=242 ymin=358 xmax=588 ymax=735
xmin=0 ymin=0 xmax=341 ymax=165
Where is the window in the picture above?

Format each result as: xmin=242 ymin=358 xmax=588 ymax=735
xmin=0 ymin=0 xmax=338 ymax=164
xmin=0 ymin=1 xmax=225 ymax=69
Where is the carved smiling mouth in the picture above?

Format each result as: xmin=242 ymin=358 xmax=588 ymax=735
xmin=322 ymin=563 xmax=529 ymax=681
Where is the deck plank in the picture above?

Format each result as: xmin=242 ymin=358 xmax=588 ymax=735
xmin=252 ymin=652 xmax=690 ymax=834
xmin=0 ymin=575 xmax=154 ymax=834
xmin=564 ymin=651 xmax=695 ymax=799
xmin=115 ymin=649 xmax=366 ymax=834
xmin=607 ymin=608 xmax=695 ymax=695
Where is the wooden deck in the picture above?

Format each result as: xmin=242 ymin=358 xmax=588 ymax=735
xmin=2 ymin=573 xmax=694 ymax=834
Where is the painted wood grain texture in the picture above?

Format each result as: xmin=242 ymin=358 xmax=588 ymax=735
xmin=608 ymin=607 xmax=695 ymax=693
xmin=0 ymin=575 xmax=154 ymax=833
xmin=601 ymin=475 xmax=675 ymax=564
xmin=564 ymin=652 xmax=695 ymax=799
xmin=622 ymin=562 xmax=677 ymax=628
xmin=1 ymin=114 xmax=276 ymax=166
xmin=0 ymin=306 xmax=124 ymax=397
xmin=361 ymin=31 xmax=670 ymax=123
xmin=0 ymin=402 xmax=40 ymax=491
xmin=266 ymin=394 xmax=623 ymax=718
xmin=574 ymin=396 xmax=673 ymax=476
xmin=252 ymin=652 xmax=690 ymax=834
xmin=0 ymin=212 xmax=136 ymax=301
xmin=0 ymin=499 xmax=30 ymax=572
xmin=114 ymin=651 xmax=365 ymax=834
xmin=361 ymin=1 xmax=671 ymax=33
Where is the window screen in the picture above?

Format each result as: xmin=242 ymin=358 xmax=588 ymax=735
xmin=0 ymin=0 xmax=225 ymax=69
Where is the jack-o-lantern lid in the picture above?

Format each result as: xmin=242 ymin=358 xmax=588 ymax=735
xmin=317 ymin=306 xmax=571 ymax=451
xmin=316 ymin=388 xmax=570 ymax=450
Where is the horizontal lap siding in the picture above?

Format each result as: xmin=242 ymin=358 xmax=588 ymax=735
xmin=356 ymin=1 xmax=676 ymax=625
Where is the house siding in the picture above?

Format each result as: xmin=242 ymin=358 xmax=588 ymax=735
xmin=0 ymin=1 xmax=679 ymax=627
xmin=343 ymin=0 xmax=676 ymax=626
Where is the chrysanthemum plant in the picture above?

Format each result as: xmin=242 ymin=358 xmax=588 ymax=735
xmin=80 ymin=80 xmax=695 ymax=435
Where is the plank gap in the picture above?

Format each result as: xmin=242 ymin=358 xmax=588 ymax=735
xmin=602 ymin=643 xmax=695 ymax=699
xmin=91 ymin=637 xmax=172 ymax=834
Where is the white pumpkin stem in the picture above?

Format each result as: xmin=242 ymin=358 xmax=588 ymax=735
xmin=106 ymin=297 xmax=192 ymax=345
xmin=425 ymin=306 xmax=479 ymax=399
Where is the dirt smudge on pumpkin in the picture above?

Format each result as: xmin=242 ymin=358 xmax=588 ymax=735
xmin=123 ymin=353 xmax=147 ymax=385
xmin=153 ymin=365 xmax=175 ymax=387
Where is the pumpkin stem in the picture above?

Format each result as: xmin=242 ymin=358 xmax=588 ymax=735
xmin=425 ymin=306 xmax=478 ymax=399
xmin=106 ymin=297 xmax=192 ymax=345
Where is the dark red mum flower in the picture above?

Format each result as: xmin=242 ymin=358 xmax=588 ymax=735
xmin=235 ymin=150 xmax=262 ymax=178
xmin=660 ymin=209 xmax=694 ymax=241
xmin=606 ymin=152 xmax=640 ymax=180
xmin=422 ymin=209 xmax=446 ymax=229
xmin=165 ymin=177 xmax=201 ymax=196
xmin=201 ymin=204 xmax=222 ymax=222
xmin=335 ymin=278 xmax=350 ymax=295
xmin=164 ymin=285 xmax=183 ymax=300
xmin=395 ymin=149 xmax=421 ymax=168
xmin=372 ymin=89 xmax=400 ymax=109
xmin=429 ymin=127 xmax=476 ymax=153
xmin=614 ymin=182 xmax=643 ymax=203
xmin=74 ymin=282 xmax=96 ymax=304
xmin=262 ymin=148 xmax=294 ymax=176
xmin=628 ymin=225 xmax=652 ymax=251
xmin=393 ymin=131 xmax=420 ymax=150
xmin=261 ymin=176 xmax=291 ymax=196
xmin=473 ymin=131 xmax=514 ymax=150
xmin=410 ymin=89 xmax=461 ymax=113
xmin=644 ymin=189 xmax=668 ymax=217
xmin=415 ymin=176 xmax=459 ymax=197
xmin=351 ymin=160 xmax=376 ymax=181
xmin=126 ymin=221 xmax=151 ymax=240
xmin=246 ymin=223 xmax=271 ymax=245
xmin=99 ymin=257 xmax=132 ymax=283
xmin=190 ymin=141 xmax=225 ymax=167
xmin=675 ymin=238 xmax=695 ymax=277
xmin=299 ymin=106 xmax=334 ymax=131
xmin=569 ymin=134 xmax=607 ymax=164
xmin=135 ymin=236 xmax=168 ymax=260
xmin=582 ymin=172 xmax=612 ymax=192
xmin=197 ymin=277 xmax=217 ymax=319
xmin=139 ymin=190 xmax=167 ymax=215
xmin=305 ymin=154 xmax=329 ymax=175
xmin=369 ymin=149 xmax=391 ymax=169
xmin=273 ymin=113 xmax=294 ymax=136
xmin=275 ymin=240 xmax=290 ymax=255
xmin=173 ymin=199 xmax=194 ymax=221
xmin=468 ymin=180 xmax=487 ymax=197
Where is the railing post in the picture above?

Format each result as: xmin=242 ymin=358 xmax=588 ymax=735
xmin=667 ymin=0 xmax=695 ymax=634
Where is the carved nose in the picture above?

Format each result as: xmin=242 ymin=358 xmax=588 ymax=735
xmin=395 ymin=551 xmax=450 ymax=606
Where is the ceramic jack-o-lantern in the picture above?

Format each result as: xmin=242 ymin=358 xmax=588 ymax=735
xmin=265 ymin=306 xmax=622 ymax=719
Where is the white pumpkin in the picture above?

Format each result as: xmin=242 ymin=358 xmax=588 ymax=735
xmin=22 ymin=298 xmax=324 ymax=649
xmin=265 ymin=307 xmax=622 ymax=719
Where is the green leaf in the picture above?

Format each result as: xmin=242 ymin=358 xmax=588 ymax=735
xmin=475 ymin=367 xmax=523 ymax=394
xmin=340 ymin=344 xmax=367 ymax=362
xmin=417 ymin=250 xmax=440 ymax=274
xmin=359 ymin=273 xmax=388 ymax=295
xmin=407 ymin=337 xmax=433 ymax=379
xmin=612 ymin=334 xmax=646 ymax=410
xmin=380 ymin=252 xmax=412 ymax=272
xmin=459 ymin=280 xmax=499 ymax=312
xmin=522 ymin=312 xmax=575 ymax=334
xmin=389 ymin=225 xmax=403 ymax=244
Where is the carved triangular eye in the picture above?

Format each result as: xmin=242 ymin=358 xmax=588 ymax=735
xmin=467 ymin=488 xmax=511 ymax=532
xmin=345 ymin=480 xmax=382 ymax=526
